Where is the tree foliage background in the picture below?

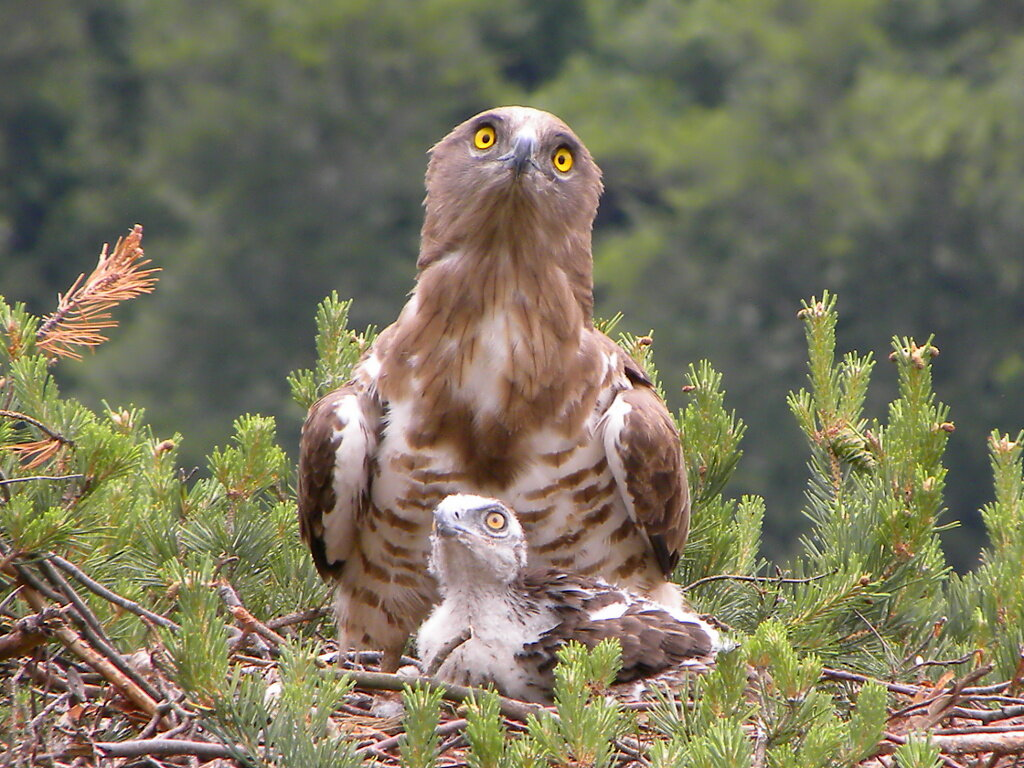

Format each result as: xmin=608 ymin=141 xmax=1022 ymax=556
xmin=4 ymin=0 xmax=1024 ymax=566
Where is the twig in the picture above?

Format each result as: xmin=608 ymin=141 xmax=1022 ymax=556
xmin=425 ymin=629 xmax=470 ymax=677
xmin=904 ymin=664 xmax=993 ymax=732
xmin=340 ymin=669 xmax=551 ymax=723
xmin=937 ymin=723 xmax=1024 ymax=735
xmin=334 ymin=649 xmax=421 ymax=669
xmin=0 ymin=474 xmax=84 ymax=487
xmin=963 ymin=695 xmax=1024 ymax=706
xmin=683 ymin=570 xmax=836 ymax=592
xmin=0 ymin=605 xmax=69 ymax=660
xmin=946 ymin=704 xmax=1024 ymax=724
xmin=26 ymin=691 xmax=69 ymax=732
xmin=3 ymin=553 xmax=68 ymax=604
xmin=265 ymin=607 xmax=327 ymax=630
xmin=93 ymin=738 xmax=234 ymax=760
xmin=217 ymin=579 xmax=286 ymax=649
xmin=357 ymin=718 xmax=469 ymax=756
xmin=48 ymin=554 xmax=180 ymax=632
xmin=853 ymin=608 xmax=895 ymax=668
xmin=0 ymin=410 xmax=71 ymax=445
xmin=961 ymin=682 xmax=1011 ymax=696
xmin=38 ymin=558 xmax=167 ymax=706
xmin=908 ymin=729 xmax=1024 ymax=755
xmin=821 ymin=667 xmax=923 ymax=696
xmin=898 ymin=616 xmax=948 ymax=671
xmin=24 ymin=662 xmax=105 ymax=699
xmin=878 ymin=732 xmax=968 ymax=768
xmin=613 ymin=735 xmax=651 ymax=767
xmin=908 ymin=652 xmax=975 ymax=671
xmin=15 ymin=579 xmax=166 ymax=724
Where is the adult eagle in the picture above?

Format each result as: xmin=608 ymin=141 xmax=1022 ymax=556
xmin=299 ymin=107 xmax=689 ymax=670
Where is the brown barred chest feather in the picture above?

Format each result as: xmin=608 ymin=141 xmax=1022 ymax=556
xmin=374 ymin=437 xmax=662 ymax=584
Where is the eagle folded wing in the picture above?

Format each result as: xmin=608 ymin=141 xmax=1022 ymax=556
xmin=601 ymin=367 xmax=690 ymax=577
xmin=298 ymin=384 xmax=381 ymax=578
xmin=521 ymin=570 xmax=718 ymax=686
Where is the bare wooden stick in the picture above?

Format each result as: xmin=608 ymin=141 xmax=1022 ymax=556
xmin=905 ymin=664 xmax=993 ymax=732
xmin=265 ymin=607 xmax=327 ymax=630
xmin=0 ymin=605 xmax=68 ymax=660
xmin=0 ymin=410 xmax=72 ymax=445
xmin=340 ymin=668 xmax=550 ymax=723
xmin=17 ymin=582 xmax=166 ymax=723
xmin=217 ymin=579 xmax=286 ymax=649
xmin=880 ymin=729 xmax=1024 ymax=756
xmin=48 ymin=554 xmax=180 ymax=632
xmin=937 ymin=723 xmax=1024 ymax=735
xmin=38 ymin=559 xmax=166 ymax=706
xmin=357 ymin=718 xmax=469 ymax=756
xmin=24 ymin=662 xmax=105 ymax=699
xmin=683 ymin=570 xmax=835 ymax=592
xmin=93 ymin=738 xmax=234 ymax=760
xmin=821 ymin=666 xmax=923 ymax=696
xmin=0 ymin=474 xmax=83 ymax=487
xmin=424 ymin=629 xmax=470 ymax=677
xmin=946 ymin=704 xmax=1024 ymax=724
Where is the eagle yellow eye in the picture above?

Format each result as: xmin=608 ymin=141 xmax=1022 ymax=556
xmin=474 ymin=125 xmax=496 ymax=150
xmin=552 ymin=146 xmax=574 ymax=173
xmin=484 ymin=511 xmax=506 ymax=531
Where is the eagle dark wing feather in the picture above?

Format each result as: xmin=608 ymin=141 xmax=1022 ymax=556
xmin=298 ymin=383 xmax=381 ymax=579
xmin=601 ymin=343 xmax=690 ymax=577
xmin=520 ymin=570 xmax=716 ymax=688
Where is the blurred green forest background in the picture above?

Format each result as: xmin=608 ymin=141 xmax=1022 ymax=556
xmin=4 ymin=0 xmax=1023 ymax=568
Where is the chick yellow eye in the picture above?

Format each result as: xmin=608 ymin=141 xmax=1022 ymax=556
xmin=552 ymin=146 xmax=574 ymax=173
xmin=474 ymin=125 xmax=497 ymax=150
xmin=484 ymin=511 xmax=507 ymax=531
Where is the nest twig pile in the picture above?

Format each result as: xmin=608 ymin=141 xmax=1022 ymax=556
xmin=3 ymin=546 xmax=1023 ymax=767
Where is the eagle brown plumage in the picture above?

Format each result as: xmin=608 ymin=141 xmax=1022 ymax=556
xmin=298 ymin=106 xmax=690 ymax=670
xmin=418 ymin=496 xmax=720 ymax=703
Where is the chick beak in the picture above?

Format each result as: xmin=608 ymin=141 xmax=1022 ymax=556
xmin=433 ymin=510 xmax=463 ymax=538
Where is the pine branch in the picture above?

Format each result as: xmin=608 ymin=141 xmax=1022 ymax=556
xmin=36 ymin=224 xmax=159 ymax=360
xmin=0 ymin=473 xmax=83 ymax=486
xmin=682 ymin=570 xmax=835 ymax=592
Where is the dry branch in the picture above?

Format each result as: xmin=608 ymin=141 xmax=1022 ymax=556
xmin=340 ymin=668 xmax=552 ymax=723
xmin=11 ymin=575 xmax=169 ymax=726
xmin=94 ymin=738 xmax=235 ymax=760
xmin=36 ymin=224 xmax=159 ymax=359
xmin=0 ymin=605 xmax=67 ymax=660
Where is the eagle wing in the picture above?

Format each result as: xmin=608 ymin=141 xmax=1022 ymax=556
xmin=298 ymin=381 xmax=382 ymax=579
xmin=522 ymin=571 xmax=717 ymax=686
xmin=600 ymin=348 xmax=690 ymax=577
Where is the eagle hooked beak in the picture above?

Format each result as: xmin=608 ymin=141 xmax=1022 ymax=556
xmin=499 ymin=134 xmax=537 ymax=179
xmin=433 ymin=508 xmax=466 ymax=539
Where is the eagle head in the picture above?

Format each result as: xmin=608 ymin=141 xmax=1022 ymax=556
xmin=421 ymin=106 xmax=603 ymax=252
xmin=428 ymin=494 xmax=527 ymax=592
